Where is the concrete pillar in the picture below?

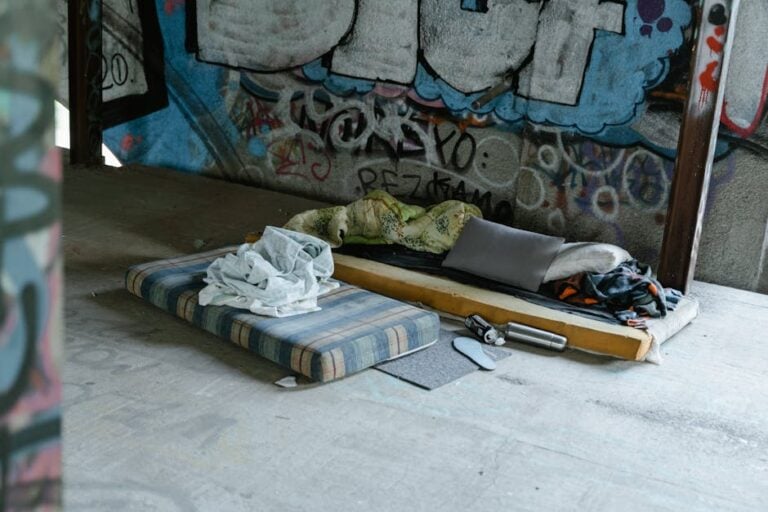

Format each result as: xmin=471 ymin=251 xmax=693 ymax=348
xmin=0 ymin=0 xmax=62 ymax=509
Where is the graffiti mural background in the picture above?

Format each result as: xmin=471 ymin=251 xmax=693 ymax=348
xmin=1 ymin=0 xmax=63 ymax=510
xmin=56 ymin=0 xmax=768 ymax=286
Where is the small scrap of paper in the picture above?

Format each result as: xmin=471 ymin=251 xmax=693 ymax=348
xmin=274 ymin=376 xmax=298 ymax=388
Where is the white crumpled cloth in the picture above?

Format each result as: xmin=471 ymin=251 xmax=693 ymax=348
xmin=198 ymin=226 xmax=340 ymax=317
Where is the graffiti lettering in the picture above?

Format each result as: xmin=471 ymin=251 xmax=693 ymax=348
xmin=196 ymin=0 xmax=356 ymax=72
xmin=101 ymin=52 xmax=130 ymax=90
xmin=451 ymin=132 xmax=477 ymax=171
xmin=420 ymin=0 xmax=541 ymax=93
xmin=356 ymin=163 xmax=513 ymax=223
xmin=331 ymin=0 xmax=419 ymax=84
xmin=269 ymin=136 xmax=333 ymax=182
xmin=197 ymin=0 xmax=626 ymax=104
xmin=518 ymin=0 xmax=625 ymax=104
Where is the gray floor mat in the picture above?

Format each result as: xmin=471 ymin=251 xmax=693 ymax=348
xmin=375 ymin=329 xmax=512 ymax=390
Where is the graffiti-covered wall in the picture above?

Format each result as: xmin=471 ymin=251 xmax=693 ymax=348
xmin=65 ymin=0 xmax=768 ymax=291
xmin=1 ymin=0 xmax=63 ymax=510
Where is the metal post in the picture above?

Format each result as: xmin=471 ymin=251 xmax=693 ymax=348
xmin=68 ymin=0 xmax=103 ymax=165
xmin=658 ymin=0 xmax=740 ymax=293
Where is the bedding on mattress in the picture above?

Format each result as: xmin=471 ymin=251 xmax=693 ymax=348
xmin=125 ymin=247 xmax=440 ymax=382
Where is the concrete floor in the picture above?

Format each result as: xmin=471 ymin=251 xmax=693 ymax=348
xmin=63 ymin=164 xmax=768 ymax=511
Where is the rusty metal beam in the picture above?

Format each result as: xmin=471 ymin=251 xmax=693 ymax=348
xmin=658 ymin=0 xmax=740 ymax=293
xmin=68 ymin=0 xmax=103 ymax=165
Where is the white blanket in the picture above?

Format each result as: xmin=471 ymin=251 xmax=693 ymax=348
xmin=198 ymin=227 xmax=339 ymax=317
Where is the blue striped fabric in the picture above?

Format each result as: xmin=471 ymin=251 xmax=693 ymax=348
xmin=125 ymin=247 xmax=440 ymax=382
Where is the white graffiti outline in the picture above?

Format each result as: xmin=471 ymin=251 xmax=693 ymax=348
xmin=259 ymin=83 xmax=439 ymax=170
xmin=515 ymin=166 xmax=547 ymax=211
xmin=547 ymin=208 xmax=566 ymax=234
xmin=472 ymin=135 xmax=520 ymax=189
xmin=622 ymin=149 xmax=669 ymax=211
xmin=590 ymin=184 xmax=620 ymax=221
xmin=536 ymin=126 xmax=626 ymax=178
xmin=536 ymin=143 xmax=561 ymax=172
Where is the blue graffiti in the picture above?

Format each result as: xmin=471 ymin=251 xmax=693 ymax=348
xmin=305 ymin=0 xmax=692 ymax=138
xmin=105 ymin=0 xmax=694 ymax=170
xmin=104 ymin=0 xmax=241 ymax=173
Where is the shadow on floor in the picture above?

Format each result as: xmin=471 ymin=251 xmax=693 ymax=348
xmin=66 ymin=287 xmax=290 ymax=386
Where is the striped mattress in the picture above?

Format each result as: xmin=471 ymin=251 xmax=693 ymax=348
xmin=125 ymin=247 xmax=440 ymax=382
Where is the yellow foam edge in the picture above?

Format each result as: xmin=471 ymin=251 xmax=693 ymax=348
xmin=332 ymin=253 xmax=651 ymax=361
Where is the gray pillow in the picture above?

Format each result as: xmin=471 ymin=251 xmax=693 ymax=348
xmin=442 ymin=217 xmax=564 ymax=291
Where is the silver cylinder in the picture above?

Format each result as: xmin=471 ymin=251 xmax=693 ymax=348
xmin=505 ymin=322 xmax=568 ymax=352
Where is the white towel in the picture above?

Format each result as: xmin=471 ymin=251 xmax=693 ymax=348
xmin=198 ymin=227 xmax=340 ymax=317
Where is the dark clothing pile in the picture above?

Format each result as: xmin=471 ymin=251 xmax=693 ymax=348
xmin=540 ymin=260 xmax=682 ymax=329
